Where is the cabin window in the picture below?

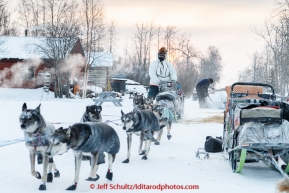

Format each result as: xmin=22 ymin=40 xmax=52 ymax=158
xmin=27 ymin=66 xmax=35 ymax=80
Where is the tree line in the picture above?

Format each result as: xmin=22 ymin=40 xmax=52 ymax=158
xmin=111 ymin=24 xmax=223 ymax=97
xmin=238 ymin=0 xmax=289 ymax=96
xmin=0 ymin=0 xmax=223 ymax=97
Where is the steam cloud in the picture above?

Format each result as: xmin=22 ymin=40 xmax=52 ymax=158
xmin=0 ymin=58 xmax=42 ymax=88
xmin=0 ymin=54 xmax=86 ymax=88
xmin=60 ymin=53 xmax=86 ymax=82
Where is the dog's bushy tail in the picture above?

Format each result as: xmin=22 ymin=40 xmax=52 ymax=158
xmin=276 ymin=178 xmax=289 ymax=193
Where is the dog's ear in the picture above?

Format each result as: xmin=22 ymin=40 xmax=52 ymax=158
xmin=86 ymin=106 xmax=90 ymax=112
xmin=121 ymin=110 xmax=124 ymax=116
xmin=35 ymin=104 xmax=41 ymax=114
xmin=66 ymin=126 xmax=72 ymax=138
xmin=55 ymin=127 xmax=64 ymax=132
xmin=99 ymin=106 xmax=102 ymax=111
xmin=22 ymin=103 xmax=27 ymax=111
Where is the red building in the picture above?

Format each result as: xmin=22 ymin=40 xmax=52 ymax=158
xmin=0 ymin=36 xmax=85 ymax=89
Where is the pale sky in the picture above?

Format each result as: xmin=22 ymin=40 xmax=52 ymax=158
xmin=10 ymin=0 xmax=277 ymax=88
xmin=104 ymin=0 xmax=276 ymax=88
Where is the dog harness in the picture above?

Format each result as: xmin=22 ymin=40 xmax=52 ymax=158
xmin=160 ymin=107 xmax=174 ymax=124
xmin=25 ymin=130 xmax=49 ymax=147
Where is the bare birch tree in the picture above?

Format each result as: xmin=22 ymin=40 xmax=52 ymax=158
xmin=172 ymin=34 xmax=200 ymax=96
xmin=199 ymin=46 xmax=223 ymax=84
xmin=128 ymin=21 xmax=156 ymax=85
xmin=164 ymin=25 xmax=177 ymax=62
xmin=80 ymin=0 xmax=107 ymax=98
xmin=18 ymin=0 xmax=47 ymax=36
xmin=107 ymin=19 xmax=116 ymax=54
xmin=34 ymin=0 xmax=81 ymax=98
xmin=0 ymin=0 xmax=18 ymax=53
xmin=156 ymin=25 xmax=162 ymax=50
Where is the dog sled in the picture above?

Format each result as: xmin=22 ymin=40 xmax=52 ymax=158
xmin=155 ymin=81 xmax=185 ymax=120
xmin=223 ymin=82 xmax=289 ymax=174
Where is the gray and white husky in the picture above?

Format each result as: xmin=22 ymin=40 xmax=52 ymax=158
xmin=19 ymin=103 xmax=60 ymax=191
xmin=143 ymin=97 xmax=154 ymax=110
xmin=133 ymin=93 xmax=145 ymax=111
xmin=47 ymin=122 xmax=120 ymax=190
xmin=121 ymin=109 xmax=160 ymax=163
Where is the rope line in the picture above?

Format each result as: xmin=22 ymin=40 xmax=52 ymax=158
xmin=0 ymin=134 xmax=52 ymax=148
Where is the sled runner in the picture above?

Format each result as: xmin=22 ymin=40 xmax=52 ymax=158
xmin=224 ymin=82 xmax=289 ymax=175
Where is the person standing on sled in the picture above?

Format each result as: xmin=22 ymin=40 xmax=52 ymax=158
xmin=147 ymin=47 xmax=177 ymax=99
xmin=196 ymin=78 xmax=214 ymax=108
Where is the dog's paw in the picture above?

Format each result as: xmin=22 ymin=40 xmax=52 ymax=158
xmin=54 ymin=170 xmax=60 ymax=178
xmin=142 ymin=155 xmax=148 ymax=160
xmin=36 ymin=172 xmax=41 ymax=179
xmin=39 ymin=184 xmax=46 ymax=190
xmin=154 ymin=141 xmax=160 ymax=145
xmin=86 ymin=174 xmax=100 ymax=181
xmin=122 ymin=159 xmax=129 ymax=163
xmin=66 ymin=184 xmax=77 ymax=190
xmin=47 ymin=172 xmax=53 ymax=182
xmin=139 ymin=150 xmax=146 ymax=155
xmin=106 ymin=172 xmax=113 ymax=181
xmin=37 ymin=154 xmax=43 ymax=165
xmin=151 ymin=138 xmax=157 ymax=143
xmin=167 ymin=134 xmax=172 ymax=140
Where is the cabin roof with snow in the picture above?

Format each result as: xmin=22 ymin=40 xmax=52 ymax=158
xmin=109 ymin=78 xmax=140 ymax=85
xmin=0 ymin=36 xmax=83 ymax=60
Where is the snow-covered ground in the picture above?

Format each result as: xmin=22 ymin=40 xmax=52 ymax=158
xmin=0 ymin=88 xmax=283 ymax=193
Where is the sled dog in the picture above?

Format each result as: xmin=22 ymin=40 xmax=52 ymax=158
xmin=80 ymin=105 xmax=103 ymax=122
xmin=143 ymin=97 xmax=154 ymax=110
xmin=47 ymin=122 xmax=120 ymax=190
xmin=121 ymin=109 xmax=160 ymax=163
xmin=151 ymin=105 xmax=174 ymax=145
xmin=19 ymin=103 xmax=60 ymax=190
xmin=133 ymin=93 xmax=145 ymax=111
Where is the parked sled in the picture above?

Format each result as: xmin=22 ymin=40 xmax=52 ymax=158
xmin=223 ymin=82 xmax=289 ymax=175
xmin=155 ymin=81 xmax=185 ymax=121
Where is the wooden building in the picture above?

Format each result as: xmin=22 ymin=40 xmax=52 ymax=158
xmin=0 ymin=36 xmax=85 ymax=89
xmin=87 ymin=52 xmax=113 ymax=89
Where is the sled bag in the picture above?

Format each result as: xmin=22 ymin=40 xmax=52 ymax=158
xmin=204 ymin=136 xmax=223 ymax=153
xmin=156 ymin=92 xmax=176 ymax=102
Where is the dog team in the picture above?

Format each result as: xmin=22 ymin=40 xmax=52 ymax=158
xmin=19 ymin=96 xmax=174 ymax=191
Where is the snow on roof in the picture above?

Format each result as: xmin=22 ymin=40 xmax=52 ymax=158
xmin=110 ymin=78 xmax=127 ymax=81
xmin=88 ymin=52 xmax=113 ymax=67
xmin=125 ymin=79 xmax=140 ymax=85
xmin=0 ymin=36 xmax=77 ymax=60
